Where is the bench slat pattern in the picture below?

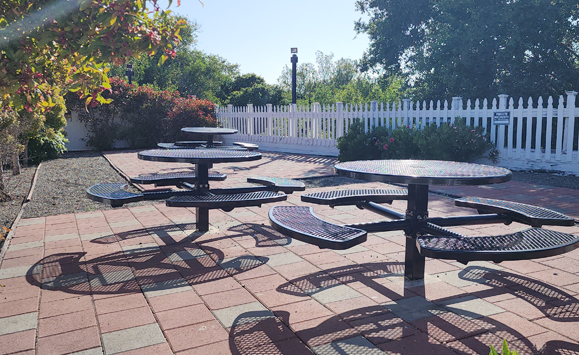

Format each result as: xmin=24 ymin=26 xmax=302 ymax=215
xmin=455 ymin=197 xmax=575 ymax=226
xmin=166 ymin=191 xmax=286 ymax=209
xmin=301 ymin=189 xmax=408 ymax=206
xmin=269 ymin=206 xmax=367 ymax=250
xmin=417 ymin=227 xmax=579 ymax=263
xmin=130 ymin=172 xmax=227 ymax=185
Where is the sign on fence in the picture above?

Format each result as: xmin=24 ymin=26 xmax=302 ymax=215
xmin=493 ymin=111 xmax=510 ymax=125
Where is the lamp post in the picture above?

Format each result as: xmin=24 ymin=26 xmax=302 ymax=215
xmin=125 ymin=63 xmax=134 ymax=84
xmin=291 ymin=48 xmax=298 ymax=104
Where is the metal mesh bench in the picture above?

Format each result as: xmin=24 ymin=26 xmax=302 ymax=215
xmin=269 ymin=206 xmax=367 ymax=250
xmin=87 ymin=183 xmax=198 ymax=207
xmin=247 ymin=176 xmax=306 ymax=193
xmin=301 ymin=188 xmax=408 ymax=206
xmin=130 ymin=172 xmax=227 ymax=186
xmin=417 ymin=227 xmax=579 ymax=264
xmin=87 ymin=183 xmax=144 ymax=207
xmin=176 ymin=140 xmax=221 ymax=147
xmin=157 ymin=142 xmax=191 ymax=149
xmin=233 ymin=142 xmax=259 ymax=151
xmin=166 ymin=191 xmax=287 ymax=210
xmin=455 ymin=197 xmax=575 ymax=227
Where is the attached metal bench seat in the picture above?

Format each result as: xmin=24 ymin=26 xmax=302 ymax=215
xmin=157 ymin=142 xmax=190 ymax=149
xmin=269 ymin=206 xmax=367 ymax=250
xmin=87 ymin=183 xmax=198 ymax=207
xmin=455 ymin=197 xmax=575 ymax=227
xmin=87 ymin=183 xmax=144 ymax=207
xmin=130 ymin=172 xmax=227 ymax=186
xmin=233 ymin=142 xmax=259 ymax=150
xmin=166 ymin=191 xmax=287 ymax=210
xmin=157 ymin=141 xmax=223 ymax=149
xmin=417 ymin=227 xmax=579 ymax=264
xmin=175 ymin=140 xmax=221 ymax=147
xmin=301 ymin=188 xmax=408 ymax=206
xmin=247 ymin=176 xmax=306 ymax=193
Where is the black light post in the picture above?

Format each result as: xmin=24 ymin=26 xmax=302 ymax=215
xmin=291 ymin=48 xmax=298 ymax=104
xmin=125 ymin=63 xmax=134 ymax=84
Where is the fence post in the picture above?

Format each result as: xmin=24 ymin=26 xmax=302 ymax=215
xmin=336 ymin=102 xmax=344 ymax=138
xmin=564 ymin=91 xmax=577 ymax=161
xmin=497 ymin=94 xmax=508 ymax=152
xmin=246 ymin=104 xmax=253 ymax=136
xmin=313 ymin=102 xmax=321 ymax=139
xmin=215 ymin=104 xmax=220 ymax=127
xmin=267 ymin=104 xmax=273 ymax=139
xmin=402 ymin=99 xmax=411 ymax=127
xmin=451 ymin=97 xmax=462 ymax=124
xmin=226 ymin=104 xmax=233 ymax=131
xmin=370 ymin=100 xmax=378 ymax=129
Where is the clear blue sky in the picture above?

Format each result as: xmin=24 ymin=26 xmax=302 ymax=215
xmin=165 ymin=0 xmax=370 ymax=84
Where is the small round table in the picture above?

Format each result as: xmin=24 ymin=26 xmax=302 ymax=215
xmin=138 ymin=148 xmax=261 ymax=231
xmin=181 ymin=127 xmax=238 ymax=148
xmin=335 ymin=159 xmax=512 ymax=279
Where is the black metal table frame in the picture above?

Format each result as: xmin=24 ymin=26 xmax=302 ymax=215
xmin=138 ymin=149 xmax=273 ymax=232
xmin=335 ymin=160 xmax=514 ymax=280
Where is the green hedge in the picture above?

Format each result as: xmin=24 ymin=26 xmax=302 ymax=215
xmin=337 ymin=118 xmax=498 ymax=163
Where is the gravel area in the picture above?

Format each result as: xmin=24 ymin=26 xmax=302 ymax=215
xmin=1 ymin=151 xmax=579 ymax=247
xmin=22 ymin=151 xmax=153 ymax=220
xmin=0 ymin=166 xmax=36 ymax=228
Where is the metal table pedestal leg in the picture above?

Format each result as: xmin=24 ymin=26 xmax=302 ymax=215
xmin=404 ymin=184 xmax=428 ymax=280
xmin=195 ymin=163 xmax=210 ymax=232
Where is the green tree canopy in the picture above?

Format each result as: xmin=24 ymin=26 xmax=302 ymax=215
xmin=356 ymin=0 xmax=579 ymax=100
xmin=277 ymin=50 xmax=403 ymax=105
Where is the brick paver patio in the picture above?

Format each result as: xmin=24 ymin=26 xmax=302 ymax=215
xmin=1 ymin=150 xmax=579 ymax=355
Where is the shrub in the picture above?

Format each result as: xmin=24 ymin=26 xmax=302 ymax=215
xmin=415 ymin=118 xmax=496 ymax=162
xmin=164 ymin=97 xmax=218 ymax=142
xmin=27 ymin=130 xmax=67 ymax=165
xmin=338 ymin=118 xmax=498 ymax=163
xmin=66 ymin=78 xmax=217 ymax=150
xmin=337 ymin=120 xmax=387 ymax=161
xmin=27 ymin=93 xmax=68 ymax=164
xmin=375 ymin=125 xmax=422 ymax=160
xmin=118 ymin=83 xmax=180 ymax=148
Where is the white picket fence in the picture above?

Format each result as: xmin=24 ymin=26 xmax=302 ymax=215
xmin=217 ymin=92 xmax=579 ymax=174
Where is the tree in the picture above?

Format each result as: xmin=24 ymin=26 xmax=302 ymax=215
xmin=220 ymin=73 xmax=286 ymax=106
xmin=356 ymin=0 xmax=579 ymax=100
xmin=276 ymin=50 xmax=403 ymax=105
xmin=0 ymin=0 xmax=188 ymax=198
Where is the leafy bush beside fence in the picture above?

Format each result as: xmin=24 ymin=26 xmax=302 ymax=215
xmin=337 ymin=118 xmax=498 ymax=163
xmin=66 ymin=78 xmax=218 ymax=150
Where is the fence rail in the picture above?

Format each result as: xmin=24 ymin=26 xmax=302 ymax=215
xmin=216 ymin=92 xmax=579 ymax=173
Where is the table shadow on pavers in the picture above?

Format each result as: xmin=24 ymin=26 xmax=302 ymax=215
xmin=272 ymin=262 xmax=579 ymax=354
xmin=455 ymin=266 xmax=579 ymax=322
xmin=25 ymin=231 xmax=272 ymax=296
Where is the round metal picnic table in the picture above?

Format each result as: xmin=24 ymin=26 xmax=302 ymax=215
xmin=335 ymin=159 xmax=512 ymax=279
xmin=181 ymin=127 xmax=238 ymax=147
xmin=138 ymin=148 xmax=261 ymax=231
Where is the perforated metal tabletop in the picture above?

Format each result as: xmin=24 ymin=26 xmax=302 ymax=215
xmin=335 ymin=159 xmax=512 ymax=186
xmin=138 ymin=149 xmax=261 ymax=164
xmin=181 ymin=127 xmax=238 ymax=135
